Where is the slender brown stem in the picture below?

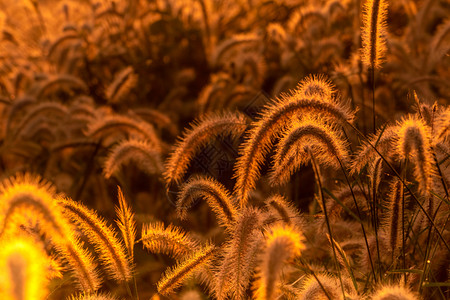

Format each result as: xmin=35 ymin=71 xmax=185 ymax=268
xmin=308 ymin=148 xmax=347 ymax=299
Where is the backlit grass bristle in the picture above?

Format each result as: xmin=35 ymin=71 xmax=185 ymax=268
xmin=157 ymin=243 xmax=217 ymax=296
xmin=164 ymin=112 xmax=247 ymax=188
xmin=176 ymin=175 xmax=237 ymax=229
xmin=253 ymin=224 xmax=305 ymax=300
xmin=57 ymin=236 xmax=101 ymax=293
xmin=327 ymin=235 xmax=358 ymax=291
xmin=369 ymin=157 xmax=383 ymax=198
xmin=361 ymin=0 xmax=388 ymax=69
xmin=141 ymin=221 xmax=199 ymax=259
xmin=58 ymin=198 xmax=132 ymax=283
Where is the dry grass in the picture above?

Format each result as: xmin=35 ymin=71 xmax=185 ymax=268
xmin=0 ymin=0 xmax=449 ymax=299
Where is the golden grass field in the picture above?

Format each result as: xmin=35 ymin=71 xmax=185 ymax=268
xmin=0 ymin=0 xmax=449 ymax=299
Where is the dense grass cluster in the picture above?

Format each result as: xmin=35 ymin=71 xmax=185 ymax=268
xmin=0 ymin=0 xmax=449 ymax=299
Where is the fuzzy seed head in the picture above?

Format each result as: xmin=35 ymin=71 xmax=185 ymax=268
xmin=296 ymin=74 xmax=336 ymax=100
xmin=396 ymin=116 xmax=433 ymax=195
xmin=270 ymin=117 xmax=349 ymax=185
xmin=0 ymin=236 xmax=50 ymax=300
xmin=253 ymin=224 xmax=305 ymax=300
xmin=361 ymin=0 xmax=389 ymax=69
xmin=371 ymin=285 xmax=418 ymax=300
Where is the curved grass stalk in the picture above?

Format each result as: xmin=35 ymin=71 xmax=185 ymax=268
xmin=176 ymin=175 xmax=237 ymax=229
xmin=164 ymin=112 xmax=247 ymax=188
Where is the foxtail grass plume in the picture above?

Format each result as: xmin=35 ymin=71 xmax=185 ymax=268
xmin=0 ymin=173 xmax=61 ymax=237
xmin=141 ymin=221 xmax=199 ymax=259
xmin=234 ymin=75 xmax=354 ymax=207
xmin=327 ymin=235 xmax=358 ymax=291
xmin=264 ymin=194 xmax=304 ymax=228
xmin=0 ymin=235 xmax=50 ymax=300
xmin=0 ymin=174 xmax=100 ymax=292
xmin=106 ymin=66 xmax=138 ymax=104
xmin=164 ymin=112 xmax=247 ymax=188
xmin=297 ymin=274 xmax=356 ymax=300
xmin=437 ymin=106 xmax=450 ymax=140
xmin=253 ymin=224 xmax=305 ymax=300
xmin=371 ymin=285 xmax=418 ymax=300
xmin=157 ymin=243 xmax=217 ymax=296
xmin=68 ymin=293 xmax=118 ymax=300
xmin=361 ymin=0 xmax=388 ymax=69
xmin=369 ymin=157 xmax=383 ymax=199
xmin=86 ymin=114 xmax=161 ymax=149
xmin=269 ymin=116 xmax=349 ymax=185
xmin=326 ymin=187 xmax=368 ymax=222
xmin=215 ymin=207 xmax=263 ymax=299
xmin=177 ymin=175 xmax=237 ymax=229
xmin=295 ymin=74 xmax=336 ymax=100
xmin=395 ymin=116 xmax=433 ymax=195
xmin=115 ymin=187 xmax=136 ymax=259
xmin=383 ymin=178 xmax=404 ymax=261
xmin=103 ymin=138 xmax=163 ymax=179
xmin=58 ymin=198 xmax=132 ymax=283
xmin=35 ymin=74 xmax=88 ymax=101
